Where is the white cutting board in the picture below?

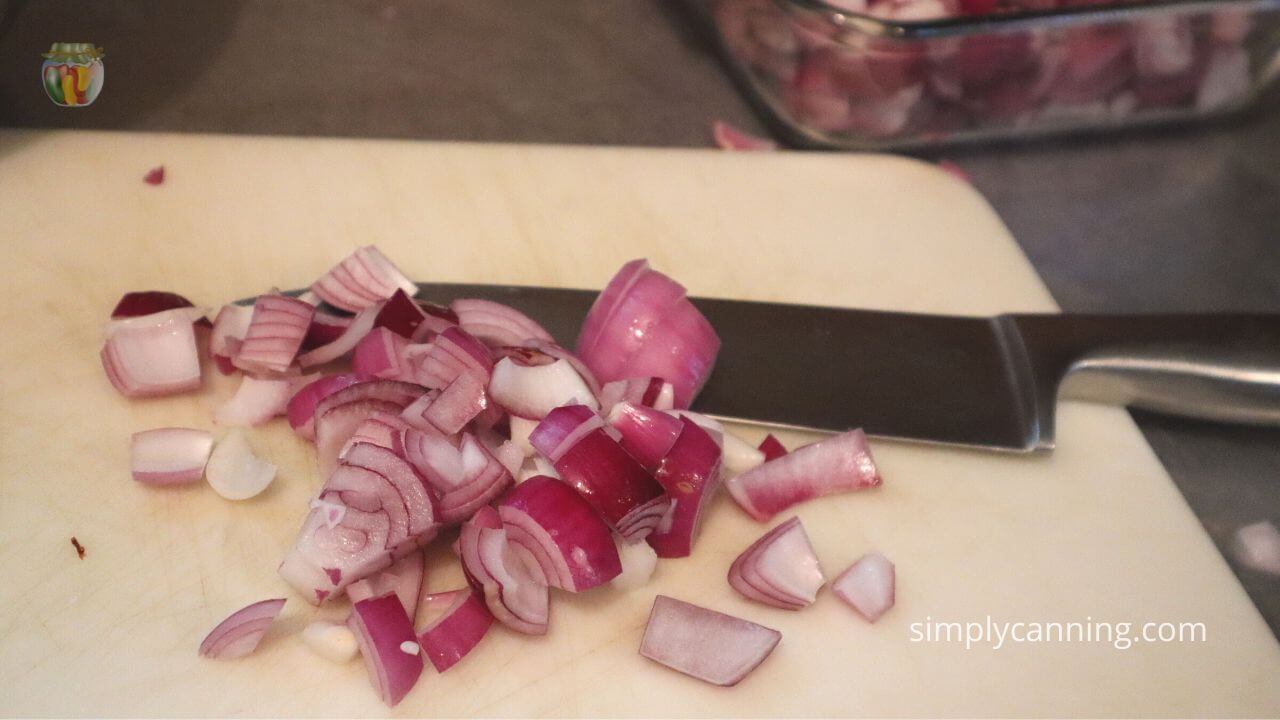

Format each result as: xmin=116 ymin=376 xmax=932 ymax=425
xmin=1 ymin=130 xmax=1277 ymax=718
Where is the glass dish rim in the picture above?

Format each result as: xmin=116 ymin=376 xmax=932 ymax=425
xmin=778 ymin=0 xmax=1280 ymax=38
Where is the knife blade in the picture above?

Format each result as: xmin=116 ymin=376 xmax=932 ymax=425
xmin=297 ymin=284 xmax=1280 ymax=453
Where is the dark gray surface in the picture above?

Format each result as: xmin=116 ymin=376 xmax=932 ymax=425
xmin=2 ymin=0 xmax=1277 ymax=635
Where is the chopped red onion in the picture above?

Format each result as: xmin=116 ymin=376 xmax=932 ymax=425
xmin=523 ymin=340 xmax=604 ymax=400
xmin=348 ymin=549 xmax=425 ymax=618
xmin=489 ymin=356 xmax=599 ymax=419
xmin=607 ymin=401 xmax=682 ymax=471
xmin=301 ymin=309 xmax=353 ymax=351
xmin=209 ymin=304 xmax=254 ymax=373
xmin=205 ymin=429 xmax=276 ymax=500
xmin=611 ymin=534 xmax=658 ymax=590
xmin=312 ymin=246 xmax=417 ymax=313
xmin=1234 ymin=521 xmax=1280 ymax=575
xmin=757 ymin=434 xmax=788 ymax=462
xmin=410 ymin=300 xmax=460 ymax=342
xmin=614 ymin=494 xmax=671 ymax=544
xmin=143 ymin=166 xmax=165 ymax=185
xmin=410 ymin=326 xmax=493 ymax=389
xmin=418 ymin=587 xmax=494 ymax=673
xmin=403 ymin=429 xmax=512 ymax=523
xmin=101 ymin=307 xmax=206 ymax=398
xmin=297 ymin=302 xmax=382 ymax=368
xmin=338 ymin=412 xmax=412 ymax=460
xmin=832 ymin=552 xmax=895 ymax=622
xmin=639 ymin=595 xmax=780 ymax=686
xmin=130 ymin=427 xmax=213 ymax=485
xmin=111 ymin=291 xmax=199 ymax=320
xmin=451 ymin=298 xmax=554 ymax=348
xmin=712 ymin=120 xmax=778 ymax=151
xmin=343 ymin=442 xmax=437 ymax=541
xmin=198 ymin=598 xmax=285 ymax=660
xmin=498 ymin=475 xmax=622 ymax=592
xmin=728 ymin=517 xmax=825 ymax=610
xmin=672 ymin=411 xmax=764 ymax=478
xmin=725 ymin=429 xmax=882 ymax=522
xmin=516 ymin=455 xmax=558 ymax=484
xmin=286 ymin=373 xmax=372 ymax=440
xmin=425 ymin=372 xmax=489 ymax=435
xmin=459 ymin=507 xmax=549 ymax=635
xmin=215 ymin=373 xmax=310 ymax=427
xmin=231 ymin=294 xmax=314 ymax=375
xmin=598 ymin=377 xmax=675 ymax=414
xmin=646 ymin=418 xmax=723 ymax=558
xmin=373 ymin=289 xmax=430 ymax=339
xmin=313 ymin=380 xmax=424 ymax=478
xmin=576 ymin=260 xmax=719 ymax=409
xmin=301 ymin=619 xmax=359 ymax=663
xmin=530 ymin=405 xmax=664 ymax=530
xmin=352 ymin=327 xmax=412 ymax=380
xmin=348 ymin=593 xmax=424 ymax=706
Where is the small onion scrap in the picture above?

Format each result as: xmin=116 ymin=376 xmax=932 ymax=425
xmin=198 ymin=598 xmax=286 ymax=660
xmin=832 ymin=552 xmax=896 ymax=623
xmin=639 ymin=595 xmax=780 ymax=687
xmin=728 ymin=517 xmax=825 ymax=610
xmin=725 ymin=428 xmax=882 ymax=522
xmin=757 ymin=434 xmax=788 ymax=462
xmin=130 ymin=427 xmax=213 ymax=486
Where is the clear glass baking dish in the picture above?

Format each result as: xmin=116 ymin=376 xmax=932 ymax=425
xmin=699 ymin=0 xmax=1280 ymax=149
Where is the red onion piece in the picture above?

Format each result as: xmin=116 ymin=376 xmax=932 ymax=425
xmin=286 ymin=373 xmax=372 ymax=440
xmin=615 ymin=494 xmax=671 ymax=544
xmin=410 ymin=326 xmax=493 ymax=389
xmin=425 ymin=372 xmax=489 ymax=435
xmin=418 ymin=587 xmax=494 ymax=673
xmin=530 ymin=405 xmax=664 ymax=530
xmin=313 ymin=380 xmax=424 ymax=478
xmin=101 ymin=307 xmax=206 ymax=398
xmin=373 ymin=289 xmax=430 ymax=339
xmin=301 ymin=309 xmax=352 ymax=351
xmin=611 ymin=534 xmax=658 ymax=590
xmin=205 ymin=428 xmax=276 ymax=500
xmin=199 ymin=598 xmax=286 ymax=660
xmin=489 ymin=356 xmax=599 ymax=419
xmin=646 ymin=418 xmax=723 ymax=558
xmin=231 ymin=294 xmax=314 ymax=374
xmin=576 ymin=260 xmax=719 ymax=409
xmin=639 ymin=595 xmax=781 ymax=687
xmin=215 ymin=373 xmax=309 ymax=427
xmin=498 ymin=475 xmax=622 ymax=592
xmin=410 ymin=301 xmax=460 ymax=342
xmin=672 ymin=411 xmax=764 ymax=477
xmin=712 ymin=120 xmax=778 ymax=151
xmin=524 ymin=340 xmax=604 ymax=400
xmin=297 ymin=302 xmax=382 ymax=368
xmin=598 ymin=377 xmax=675 ymax=414
xmin=312 ymin=246 xmax=417 ymax=313
xmin=607 ymin=401 xmax=682 ymax=471
xmin=348 ymin=593 xmax=424 ymax=707
xmin=348 ymin=549 xmax=425 ymax=618
xmin=728 ymin=516 xmax=825 ymax=610
xmin=343 ymin=442 xmax=437 ymax=540
xmin=352 ymin=327 xmax=412 ymax=380
xmin=209 ymin=304 xmax=254 ymax=372
xmin=111 ymin=291 xmax=199 ymax=321
xmin=338 ymin=412 xmax=412 ymax=459
xmin=459 ymin=507 xmax=549 ymax=635
xmin=451 ymin=298 xmax=555 ymax=348
xmin=1234 ymin=521 xmax=1280 ymax=575
xmin=725 ymin=429 xmax=882 ymax=522
xmin=143 ymin=166 xmax=165 ymax=185
xmin=757 ymin=434 xmax=788 ymax=462
xmin=130 ymin=427 xmax=213 ymax=485
xmin=403 ymin=429 xmax=512 ymax=523
xmin=832 ymin=552 xmax=895 ymax=622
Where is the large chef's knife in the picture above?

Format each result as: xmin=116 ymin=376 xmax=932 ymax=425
xmin=310 ymin=284 xmax=1280 ymax=453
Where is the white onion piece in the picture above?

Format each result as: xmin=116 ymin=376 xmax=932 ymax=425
xmin=130 ymin=427 xmax=213 ymax=486
xmin=1234 ymin=521 xmax=1280 ymax=575
xmin=516 ymin=455 xmax=558 ymax=484
xmin=725 ymin=429 xmax=882 ymax=522
xmin=610 ymin=534 xmax=658 ymax=590
xmin=832 ymin=552 xmax=895 ymax=622
xmin=728 ymin=517 xmax=825 ymax=610
xmin=671 ymin=411 xmax=764 ymax=478
xmin=205 ymin=429 xmax=277 ymax=500
xmin=489 ymin=357 xmax=599 ymax=418
xmin=301 ymin=619 xmax=359 ymax=663
xmin=199 ymin=598 xmax=285 ymax=660
xmin=640 ymin=595 xmax=781 ymax=687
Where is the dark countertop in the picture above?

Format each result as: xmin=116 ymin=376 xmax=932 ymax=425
xmin=3 ymin=0 xmax=1277 ymax=634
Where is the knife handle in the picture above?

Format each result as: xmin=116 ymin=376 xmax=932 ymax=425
xmin=1010 ymin=314 xmax=1280 ymax=425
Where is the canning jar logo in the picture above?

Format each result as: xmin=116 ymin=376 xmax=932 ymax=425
xmin=42 ymin=43 xmax=105 ymax=107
